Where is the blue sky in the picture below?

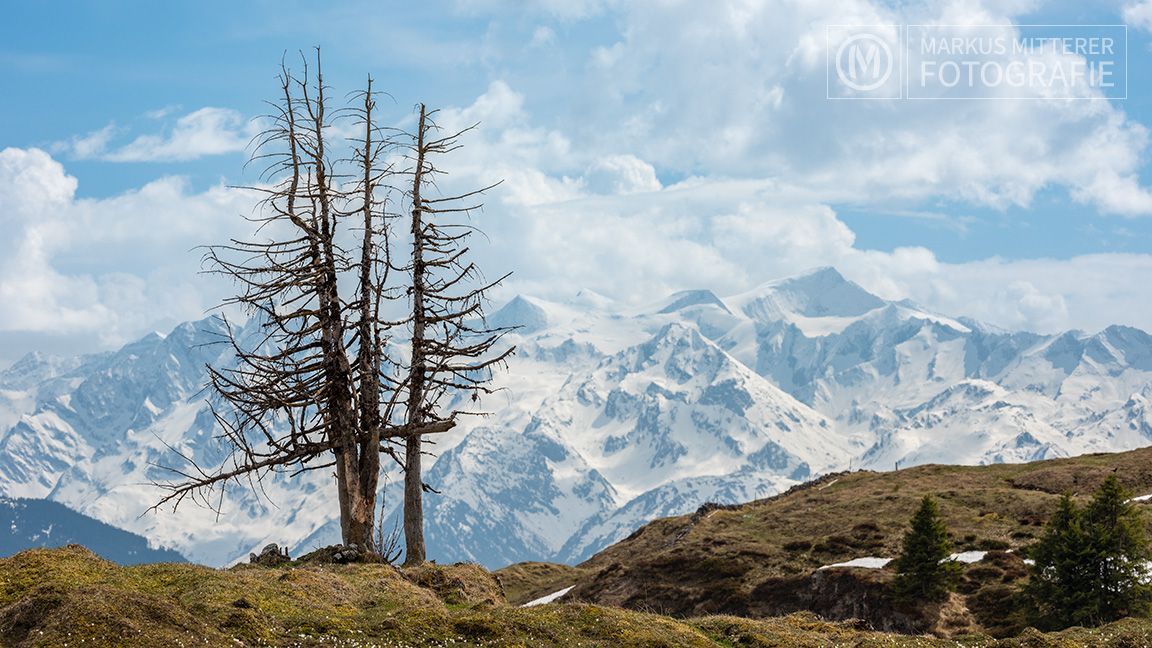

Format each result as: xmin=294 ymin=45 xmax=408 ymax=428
xmin=2 ymin=0 xmax=1152 ymax=363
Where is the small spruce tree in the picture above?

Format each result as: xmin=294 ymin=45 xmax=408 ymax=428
xmin=893 ymin=495 xmax=960 ymax=603
xmin=1025 ymin=495 xmax=1092 ymax=629
xmin=1028 ymin=476 xmax=1151 ymax=629
xmin=1082 ymin=475 xmax=1152 ymax=622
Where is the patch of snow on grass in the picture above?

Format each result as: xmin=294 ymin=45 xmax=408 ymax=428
xmin=948 ymin=551 xmax=987 ymax=564
xmin=819 ymin=551 xmax=991 ymax=571
xmin=521 ymin=586 xmax=575 ymax=607
xmin=818 ymin=557 xmax=892 ymax=570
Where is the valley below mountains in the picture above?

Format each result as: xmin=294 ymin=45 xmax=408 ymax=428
xmin=1 ymin=267 xmax=1150 ymax=568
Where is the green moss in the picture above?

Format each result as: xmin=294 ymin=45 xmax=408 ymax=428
xmin=403 ymin=562 xmax=505 ymax=607
xmin=494 ymin=561 xmax=589 ymax=606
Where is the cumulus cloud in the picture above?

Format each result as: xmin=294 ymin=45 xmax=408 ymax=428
xmin=477 ymin=179 xmax=1152 ymax=334
xmin=424 ymin=114 xmax=1143 ymax=335
xmin=9 ymin=0 xmax=1152 ymax=361
xmin=418 ymin=81 xmax=585 ymax=206
xmin=582 ymin=155 xmax=661 ymax=195
xmin=1126 ymin=0 xmax=1152 ymax=31
xmin=0 ymin=148 xmax=77 ymax=220
xmin=0 ymin=147 xmax=253 ymax=353
xmin=522 ymin=0 xmax=1152 ymax=216
xmin=106 ymin=107 xmax=257 ymax=162
xmin=55 ymin=108 xmax=258 ymax=162
xmin=54 ymin=124 xmax=118 ymax=160
xmin=392 ymin=68 xmax=1152 ymax=335
xmin=1 ymin=139 xmax=1149 ymax=372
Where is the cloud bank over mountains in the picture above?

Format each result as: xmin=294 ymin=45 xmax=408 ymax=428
xmin=2 ymin=0 xmax=1152 ymax=362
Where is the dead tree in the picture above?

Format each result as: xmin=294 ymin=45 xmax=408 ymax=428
xmin=154 ymin=53 xmax=454 ymax=552
xmin=397 ymin=104 xmax=514 ymax=565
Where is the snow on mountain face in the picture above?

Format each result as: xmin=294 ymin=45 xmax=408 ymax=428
xmin=417 ymin=322 xmax=848 ymax=567
xmin=729 ymin=266 xmax=887 ymax=336
xmin=2 ymin=266 xmax=1152 ymax=569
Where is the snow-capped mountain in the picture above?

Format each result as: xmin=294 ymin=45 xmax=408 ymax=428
xmin=2 ymin=267 xmax=1151 ymax=568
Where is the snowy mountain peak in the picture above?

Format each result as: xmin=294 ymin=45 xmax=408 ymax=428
xmin=4 ymin=269 xmax=1152 ymax=569
xmin=655 ymin=289 xmax=731 ymax=315
xmin=489 ymin=295 xmax=550 ymax=333
xmin=571 ymin=289 xmax=615 ymax=310
xmin=728 ymin=267 xmax=886 ymax=335
xmin=0 ymin=351 xmax=79 ymax=390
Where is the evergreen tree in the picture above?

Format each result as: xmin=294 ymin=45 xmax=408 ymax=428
xmin=1082 ymin=476 xmax=1151 ymax=622
xmin=893 ymin=495 xmax=960 ymax=603
xmin=1026 ymin=495 xmax=1092 ymax=629
xmin=1028 ymin=477 xmax=1151 ymax=629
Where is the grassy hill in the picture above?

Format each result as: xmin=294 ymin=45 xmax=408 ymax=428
xmin=499 ymin=447 xmax=1152 ymax=637
xmin=4 ymin=545 xmax=1152 ymax=646
xmin=7 ymin=449 xmax=1152 ymax=645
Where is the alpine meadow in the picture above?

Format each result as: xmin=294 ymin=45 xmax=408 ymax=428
xmin=4 ymin=3 xmax=1152 ymax=646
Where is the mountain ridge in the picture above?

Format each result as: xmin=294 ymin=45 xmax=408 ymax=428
xmin=0 ymin=496 xmax=186 ymax=564
xmin=1 ymin=266 xmax=1151 ymax=568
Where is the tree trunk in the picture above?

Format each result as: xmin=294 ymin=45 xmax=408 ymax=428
xmin=402 ymin=104 xmax=430 ymax=567
xmin=402 ymin=435 xmax=425 ymax=564
xmin=308 ymin=64 xmax=365 ymax=553
xmin=343 ymin=485 xmax=375 ymax=548
xmin=335 ymin=448 xmax=354 ymax=544
xmin=349 ymin=76 xmax=382 ymax=555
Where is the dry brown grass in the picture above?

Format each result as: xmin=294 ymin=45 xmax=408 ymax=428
xmin=525 ymin=448 xmax=1152 ymax=633
xmin=494 ymin=561 xmax=591 ymax=605
xmin=4 ymin=541 xmax=1152 ymax=646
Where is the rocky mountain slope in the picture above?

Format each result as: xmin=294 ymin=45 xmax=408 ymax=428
xmin=1 ymin=267 xmax=1151 ymax=567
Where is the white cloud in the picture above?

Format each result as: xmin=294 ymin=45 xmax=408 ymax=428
xmin=54 ymin=125 xmax=117 ymax=160
xmin=3 ymin=135 xmax=1152 ymax=370
xmin=453 ymin=164 xmax=1152 ymax=335
xmin=9 ymin=0 xmax=1152 ymax=360
xmin=0 ymin=147 xmax=253 ymax=349
xmin=1126 ymin=0 xmax=1152 ymax=31
xmin=144 ymin=105 xmax=179 ymax=120
xmin=438 ymin=79 xmax=527 ymax=130
xmin=55 ymin=108 xmax=258 ymax=162
xmin=583 ymin=155 xmax=661 ymax=195
xmin=419 ymin=81 xmax=585 ymax=206
xmin=105 ymin=108 xmax=256 ymax=162
xmin=528 ymin=1 xmax=1152 ymax=216
xmin=0 ymin=148 xmax=76 ymax=220
xmin=395 ymin=73 xmax=1152 ymax=336
xmin=529 ymin=26 xmax=557 ymax=48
